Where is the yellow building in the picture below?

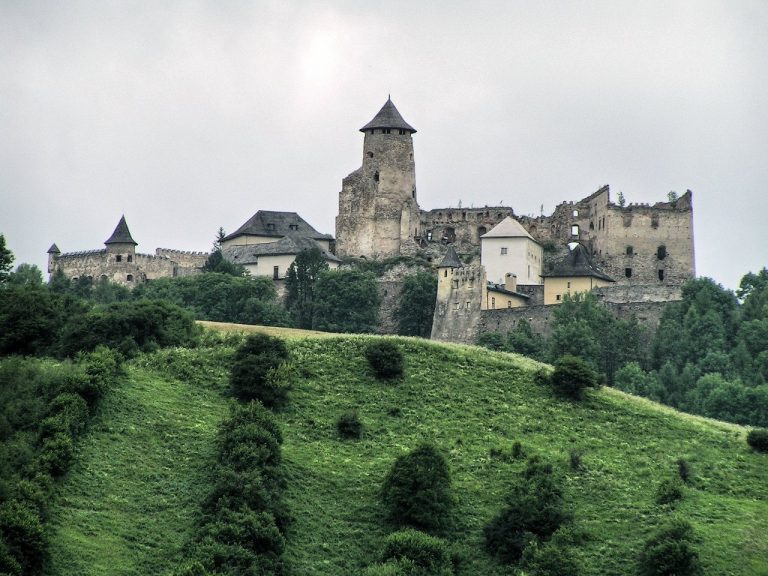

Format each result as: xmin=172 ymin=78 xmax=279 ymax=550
xmin=543 ymin=243 xmax=615 ymax=305
xmin=485 ymin=273 xmax=530 ymax=309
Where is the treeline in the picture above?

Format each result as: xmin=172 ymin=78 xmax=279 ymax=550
xmin=478 ymin=270 xmax=768 ymax=428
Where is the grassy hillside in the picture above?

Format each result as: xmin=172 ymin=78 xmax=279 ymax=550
xmin=44 ymin=329 xmax=768 ymax=575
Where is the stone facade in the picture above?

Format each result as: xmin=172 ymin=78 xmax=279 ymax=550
xmin=48 ymin=217 xmax=208 ymax=287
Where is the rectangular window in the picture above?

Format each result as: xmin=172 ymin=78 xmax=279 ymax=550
xmin=273 ymin=266 xmax=279 ymax=279
xmin=454 ymin=302 xmax=460 ymax=310
xmin=625 ymin=268 xmax=632 ymax=278
xmin=491 ymin=297 xmax=495 ymax=309
xmin=500 ymin=247 xmax=508 ymax=255
xmin=556 ymin=294 xmax=561 ymax=301
xmin=567 ymin=281 xmax=571 ymax=289
xmin=658 ymin=269 xmax=665 ymax=281
xmin=116 ymin=255 xmax=122 ymax=262
xmin=452 ymin=279 xmax=459 ymax=289
xmin=466 ymin=301 xmax=470 ymax=309
xmin=507 ymin=301 xmax=512 ymax=308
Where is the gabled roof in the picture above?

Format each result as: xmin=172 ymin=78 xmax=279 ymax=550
xmin=104 ymin=216 xmax=137 ymax=245
xmin=47 ymin=243 xmax=60 ymax=254
xmin=482 ymin=216 xmax=536 ymax=241
xmin=438 ymin=246 xmax=463 ymax=268
xmin=222 ymin=236 xmax=341 ymax=265
xmin=223 ymin=211 xmax=333 ymax=242
xmin=543 ymin=243 xmax=615 ymax=282
xmin=360 ymin=97 xmax=416 ymax=133
xmin=486 ymin=283 xmax=530 ymax=299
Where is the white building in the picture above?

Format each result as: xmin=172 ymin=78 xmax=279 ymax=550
xmin=480 ymin=216 xmax=543 ymax=286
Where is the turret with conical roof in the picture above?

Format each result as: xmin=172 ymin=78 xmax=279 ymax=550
xmin=336 ymin=97 xmax=421 ymax=259
xmin=104 ymin=215 xmax=137 ymax=260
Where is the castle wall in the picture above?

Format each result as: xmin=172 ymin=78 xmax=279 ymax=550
xmin=419 ymin=207 xmax=515 ymax=255
xmin=154 ymin=248 xmax=209 ymax=270
xmin=431 ymin=265 xmax=485 ymax=344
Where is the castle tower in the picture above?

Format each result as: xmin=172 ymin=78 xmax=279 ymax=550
xmin=336 ymin=97 xmax=421 ymax=259
xmin=47 ymin=243 xmax=60 ymax=274
xmin=104 ymin=215 xmax=138 ymax=261
xmin=431 ymin=246 xmax=485 ymax=343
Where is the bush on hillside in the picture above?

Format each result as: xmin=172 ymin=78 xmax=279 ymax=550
xmin=230 ymin=334 xmax=291 ymax=407
xmin=484 ymin=458 xmax=569 ymax=563
xmin=638 ymin=518 xmax=702 ymax=576
xmin=677 ymin=458 xmax=693 ymax=484
xmin=336 ymin=410 xmax=363 ymax=439
xmin=381 ymin=443 xmax=453 ymax=533
xmin=746 ymin=428 xmax=768 ymax=453
xmin=656 ymin=477 xmax=685 ymax=505
xmin=550 ymin=355 xmax=598 ymax=400
xmin=366 ymin=340 xmax=404 ymax=379
xmin=0 ymin=499 xmax=45 ymax=576
xmin=521 ymin=539 xmax=581 ymax=576
xmin=377 ymin=528 xmax=453 ymax=575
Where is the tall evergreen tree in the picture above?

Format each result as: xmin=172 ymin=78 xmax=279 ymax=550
xmin=285 ymin=247 xmax=328 ymax=329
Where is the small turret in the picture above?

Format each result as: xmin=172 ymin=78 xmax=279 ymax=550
xmin=104 ymin=215 xmax=137 ymax=261
xmin=47 ymin=243 xmax=60 ymax=274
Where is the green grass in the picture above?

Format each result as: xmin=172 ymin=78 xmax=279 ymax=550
xmin=44 ymin=347 xmax=232 ymax=576
xmin=43 ymin=330 xmax=768 ymax=575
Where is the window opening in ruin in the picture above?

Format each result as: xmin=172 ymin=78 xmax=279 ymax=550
xmin=626 ymin=246 xmax=633 ymax=255
xmin=466 ymin=301 xmax=470 ymax=309
xmin=367 ymin=151 xmax=373 ymax=158
xmin=478 ymin=226 xmax=487 ymax=237
xmin=116 ymin=255 xmax=122 ymax=262
xmin=273 ymin=266 xmax=279 ymax=279
xmin=443 ymin=227 xmax=456 ymax=244
xmin=428 ymin=231 xmax=433 ymax=241
xmin=651 ymin=214 xmax=659 ymax=229
xmin=573 ymin=210 xmax=578 ymax=217
xmin=556 ymin=294 xmax=561 ymax=301
xmin=373 ymin=171 xmax=379 ymax=183
xmin=412 ymin=188 xmax=416 ymax=199
xmin=462 ymin=212 xmax=466 ymax=220
xmin=658 ymin=269 xmax=665 ymax=281
xmin=497 ymin=213 xmax=502 ymax=219
xmin=589 ymin=222 xmax=594 ymax=231
xmin=657 ymin=245 xmax=667 ymax=260
xmin=444 ymin=269 xmax=448 ymax=277
xmin=370 ymin=130 xmax=374 ymax=135
xmin=571 ymin=225 xmax=579 ymax=237
xmin=454 ymin=302 xmax=460 ymax=310
xmin=100 ymin=275 xmax=107 ymax=281
xmin=452 ymin=279 xmax=458 ymax=289
xmin=625 ymin=268 xmax=632 ymax=278
xmin=127 ymin=274 xmax=133 ymax=282
xmin=500 ymin=247 xmax=508 ymax=255
xmin=127 ymin=255 xmax=133 ymax=262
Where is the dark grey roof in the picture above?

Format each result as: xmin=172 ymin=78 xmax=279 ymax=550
xmin=360 ymin=97 xmax=416 ymax=133
xmin=223 ymin=211 xmax=333 ymax=242
xmin=104 ymin=216 xmax=137 ymax=245
xmin=47 ymin=243 xmax=60 ymax=254
xmin=543 ymin=244 xmax=615 ymax=282
xmin=438 ymin=246 xmax=463 ymax=268
xmin=222 ymin=236 xmax=341 ymax=265
xmin=486 ymin=283 xmax=531 ymax=299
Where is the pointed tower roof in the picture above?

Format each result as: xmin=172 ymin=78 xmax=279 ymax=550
xmin=438 ymin=246 xmax=463 ymax=268
xmin=360 ymin=97 xmax=416 ymax=133
xmin=47 ymin=243 xmax=60 ymax=254
xmin=482 ymin=216 xmax=536 ymax=241
xmin=104 ymin=216 xmax=137 ymax=245
xmin=543 ymin=244 xmax=614 ymax=282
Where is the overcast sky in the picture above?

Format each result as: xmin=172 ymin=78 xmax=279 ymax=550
xmin=1 ymin=1 xmax=766 ymax=290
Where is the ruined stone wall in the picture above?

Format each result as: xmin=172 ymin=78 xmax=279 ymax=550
xmin=431 ymin=265 xmax=485 ymax=344
xmin=155 ymin=248 xmax=209 ymax=269
xmin=419 ymin=206 xmax=515 ymax=254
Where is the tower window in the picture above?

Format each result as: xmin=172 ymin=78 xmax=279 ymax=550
xmin=127 ymin=255 xmax=133 ymax=262
xmin=116 ymin=255 xmax=122 ymax=262
xmin=657 ymin=245 xmax=667 ymax=260
xmin=626 ymin=246 xmax=633 ymax=255
xmin=398 ymin=129 xmax=405 ymax=135
xmin=126 ymin=274 xmax=133 ymax=282
xmin=571 ymin=225 xmax=579 ymax=237
xmin=478 ymin=226 xmax=487 ymax=236
xmin=374 ymin=171 xmax=379 ymax=183
xmin=625 ymin=268 xmax=632 ymax=278
xmin=412 ymin=188 xmax=416 ymax=199
xmin=658 ymin=269 xmax=665 ymax=281
xmin=383 ymin=128 xmax=391 ymax=134
xmin=367 ymin=151 xmax=373 ymax=158
xmin=556 ymin=294 xmax=561 ymax=301
xmin=444 ymin=269 xmax=447 ymax=277
xmin=573 ymin=210 xmax=579 ymax=217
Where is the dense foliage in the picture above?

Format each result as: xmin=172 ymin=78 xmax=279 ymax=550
xmin=549 ymin=355 xmax=598 ymax=400
xmin=394 ymin=272 xmax=437 ymax=337
xmin=285 ymin=247 xmax=329 ymax=329
xmin=746 ymin=428 xmax=768 ymax=453
xmin=312 ymin=269 xmax=381 ymax=333
xmin=381 ymin=443 xmax=453 ymax=533
xmin=638 ymin=519 xmax=702 ymax=576
xmin=230 ymin=333 xmax=291 ymax=407
xmin=364 ymin=529 xmax=454 ymax=576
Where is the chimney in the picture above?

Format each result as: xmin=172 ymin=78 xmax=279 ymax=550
xmin=505 ymin=273 xmax=517 ymax=292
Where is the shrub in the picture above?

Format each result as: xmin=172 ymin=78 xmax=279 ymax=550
xmin=746 ymin=428 xmax=768 ymax=452
xmin=638 ymin=518 xmax=702 ymax=576
xmin=42 ymin=393 xmax=89 ymax=438
xmin=366 ymin=340 xmax=404 ymax=379
xmin=39 ymin=433 xmax=74 ymax=477
xmin=568 ymin=449 xmax=583 ymax=471
xmin=378 ymin=529 xmax=453 ymax=575
xmin=484 ymin=458 xmax=569 ymax=563
xmin=521 ymin=539 xmax=581 ymax=576
xmin=230 ymin=334 xmax=291 ymax=406
xmin=381 ymin=443 xmax=453 ymax=533
xmin=550 ymin=355 xmax=598 ymax=400
xmin=656 ymin=477 xmax=685 ymax=505
xmin=337 ymin=410 xmax=363 ymax=439
xmin=677 ymin=458 xmax=692 ymax=483
xmin=0 ymin=499 xmax=45 ymax=575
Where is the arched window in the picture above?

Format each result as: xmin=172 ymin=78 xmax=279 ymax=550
xmin=478 ymin=226 xmax=487 ymax=237
xmin=571 ymin=225 xmax=579 ymax=237
xmin=127 ymin=274 xmax=133 ymax=282
xmin=657 ymin=245 xmax=667 ymax=260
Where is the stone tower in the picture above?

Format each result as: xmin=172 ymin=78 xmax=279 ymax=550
xmin=430 ymin=246 xmax=485 ymax=343
xmin=104 ymin=215 xmax=138 ymax=260
xmin=336 ymin=97 xmax=421 ymax=259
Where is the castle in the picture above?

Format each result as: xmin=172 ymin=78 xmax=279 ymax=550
xmin=335 ymin=98 xmax=695 ymax=343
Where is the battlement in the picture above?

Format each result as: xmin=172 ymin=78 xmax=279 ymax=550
xmin=155 ymin=248 xmax=209 ymax=257
xmin=58 ymin=249 xmax=107 ymax=258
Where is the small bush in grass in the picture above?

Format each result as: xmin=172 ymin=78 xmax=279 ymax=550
xmin=336 ymin=410 xmax=363 ymax=439
xmin=521 ymin=539 xmax=581 ymax=576
xmin=230 ymin=333 xmax=291 ymax=407
xmin=550 ymin=355 xmax=598 ymax=400
xmin=656 ymin=477 xmax=685 ymax=505
xmin=746 ymin=428 xmax=768 ymax=453
xmin=569 ymin=449 xmax=583 ymax=471
xmin=366 ymin=340 xmax=404 ymax=379
xmin=381 ymin=443 xmax=453 ymax=533
xmin=677 ymin=458 xmax=692 ymax=483
xmin=638 ymin=518 xmax=702 ymax=576
xmin=377 ymin=528 xmax=453 ymax=575
xmin=511 ymin=441 xmax=525 ymax=459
